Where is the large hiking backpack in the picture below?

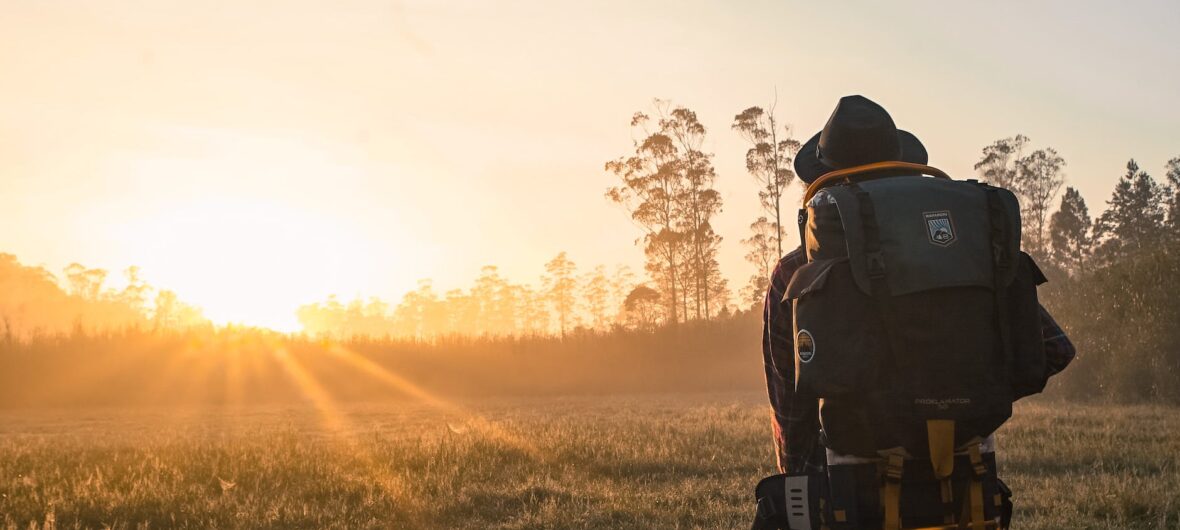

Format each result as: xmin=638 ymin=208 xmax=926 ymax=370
xmin=782 ymin=161 xmax=1048 ymax=529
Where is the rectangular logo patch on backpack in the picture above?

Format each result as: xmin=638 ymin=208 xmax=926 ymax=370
xmin=923 ymin=211 xmax=956 ymax=246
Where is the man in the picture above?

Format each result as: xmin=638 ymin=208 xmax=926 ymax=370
xmin=761 ymin=95 xmax=1076 ymax=478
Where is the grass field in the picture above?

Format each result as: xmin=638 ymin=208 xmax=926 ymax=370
xmin=1 ymin=393 xmax=1177 ymax=529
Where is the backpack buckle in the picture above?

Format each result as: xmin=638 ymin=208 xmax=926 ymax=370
xmin=884 ymin=454 xmax=904 ymax=479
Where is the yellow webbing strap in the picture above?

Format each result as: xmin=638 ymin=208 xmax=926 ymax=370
xmin=926 ymin=420 xmax=956 ymax=479
xmin=927 ymin=420 xmax=957 ymax=525
xmin=883 ymin=453 xmax=905 ymax=530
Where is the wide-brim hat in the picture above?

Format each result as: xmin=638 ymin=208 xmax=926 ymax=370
xmin=794 ymin=95 xmax=928 ymax=184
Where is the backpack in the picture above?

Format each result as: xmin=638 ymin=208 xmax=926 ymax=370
xmin=782 ymin=161 xmax=1047 ymax=529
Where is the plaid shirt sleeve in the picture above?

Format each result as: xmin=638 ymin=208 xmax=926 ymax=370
xmin=1039 ymin=304 xmax=1075 ymax=378
xmin=762 ymin=249 xmax=1077 ymax=474
xmin=762 ymin=247 xmax=824 ymax=474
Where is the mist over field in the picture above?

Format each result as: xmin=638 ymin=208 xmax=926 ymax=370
xmin=16 ymin=134 xmax=1176 ymax=416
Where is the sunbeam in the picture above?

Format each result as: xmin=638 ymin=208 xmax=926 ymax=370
xmin=322 ymin=342 xmax=541 ymax=457
xmin=266 ymin=341 xmax=433 ymax=525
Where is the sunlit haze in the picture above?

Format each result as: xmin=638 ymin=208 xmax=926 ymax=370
xmin=3 ymin=0 xmax=1177 ymax=329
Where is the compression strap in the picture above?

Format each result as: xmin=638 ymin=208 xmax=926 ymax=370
xmin=957 ymin=445 xmax=989 ymax=530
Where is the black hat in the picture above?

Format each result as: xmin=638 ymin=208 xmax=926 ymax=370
xmin=794 ymin=95 xmax=927 ymax=184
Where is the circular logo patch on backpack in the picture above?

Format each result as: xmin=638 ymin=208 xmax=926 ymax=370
xmin=797 ymin=330 xmax=816 ymax=363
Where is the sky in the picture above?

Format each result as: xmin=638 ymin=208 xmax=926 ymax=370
xmin=2 ymin=0 xmax=1178 ymax=330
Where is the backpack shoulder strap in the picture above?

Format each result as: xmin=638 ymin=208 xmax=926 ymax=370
xmin=980 ymin=185 xmax=1016 ymax=376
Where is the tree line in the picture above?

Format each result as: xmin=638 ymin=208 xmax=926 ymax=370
xmin=295 ymin=257 xmax=651 ymax=339
xmin=0 ymin=254 xmax=207 ymax=340
xmin=1034 ymin=155 xmax=1180 ymax=402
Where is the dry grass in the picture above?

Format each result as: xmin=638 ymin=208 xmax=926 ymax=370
xmin=0 ymin=394 xmax=1177 ymax=529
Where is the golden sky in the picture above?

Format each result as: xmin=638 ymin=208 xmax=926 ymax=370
xmin=2 ymin=0 xmax=1177 ymax=330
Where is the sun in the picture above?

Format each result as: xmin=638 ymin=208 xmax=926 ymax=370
xmin=115 ymin=198 xmax=379 ymax=332
xmin=93 ymin=129 xmax=428 ymax=333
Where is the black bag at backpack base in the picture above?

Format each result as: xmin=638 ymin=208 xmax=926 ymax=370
xmin=751 ymin=473 xmax=825 ymax=530
xmin=749 ymin=459 xmax=1015 ymax=529
xmin=824 ymin=454 xmax=1004 ymax=529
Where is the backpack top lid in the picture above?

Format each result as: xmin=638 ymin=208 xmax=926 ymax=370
xmin=810 ymin=175 xmax=1021 ymax=297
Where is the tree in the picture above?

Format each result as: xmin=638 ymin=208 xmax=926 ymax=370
xmin=740 ymin=216 xmax=780 ymax=306
xmin=976 ymin=137 xmax=1068 ymax=259
xmin=393 ymin=281 xmax=443 ymax=339
xmin=472 ymin=266 xmax=516 ymax=336
xmin=660 ymin=105 xmax=724 ymax=321
xmin=732 ymin=102 xmax=801 ymax=257
xmin=1048 ymin=187 xmax=1092 ymax=275
xmin=704 ymin=263 xmax=731 ymax=319
xmin=443 ymin=288 xmax=478 ymax=336
xmin=542 ymin=252 xmax=578 ymax=338
xmin=621 ymin=285 xmax=663 ymax=331
xmin=118 ymin=266 xmax=153 ymax=314
xmin=609 ymin=265 xmax=636 ymax=327
xmin=607 ymin=106 xmax=684 ymax=324
xmin=63 ymin=263 xmax=108 ymax=300
xmin=1094 ymin=159 xmax=1169 ymax=263
xmin=1166 ymin=157 xmax=1180 ymax=238
xmin=153 ymin=290 xmax=207 ymax=330
xmin=607 ymin=100 xmax=723 ymax=324
xmin=2 ymin=254 xmax=78 ymax=337
xmin=581 ymin=265 xmax=612 ymax=332
xmin=974 ymin=135 xmax=1029 ymax=190
xmin=514 ymin=284 xmax=550 ymax=336
xmin=1015 ymin=148 xmax=1066 ymax=258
